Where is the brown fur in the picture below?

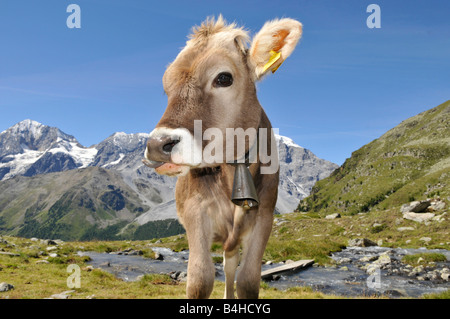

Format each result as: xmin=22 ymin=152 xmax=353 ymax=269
xmin=145 ymin=16 xmax=302 ymax=299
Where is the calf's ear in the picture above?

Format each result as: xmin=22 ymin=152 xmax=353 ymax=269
xmin=248 ymin=18 xmax=302 ymax=80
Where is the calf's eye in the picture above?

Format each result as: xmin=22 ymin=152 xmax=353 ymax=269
xmin=213 ymin=72 xmax=233 ymax=88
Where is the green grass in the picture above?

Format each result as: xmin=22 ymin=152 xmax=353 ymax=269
xmin=0 ymin=201 xmax=448 ymax=299
xmin=401 ymin=253 xmax=447 ymax=266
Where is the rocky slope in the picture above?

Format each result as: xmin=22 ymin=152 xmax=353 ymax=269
xmin=298 ymin=100 xmax=450 ymax=215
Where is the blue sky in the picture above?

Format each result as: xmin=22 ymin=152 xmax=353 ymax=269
xmin=0 ymin=0 xmax=449 ymax=165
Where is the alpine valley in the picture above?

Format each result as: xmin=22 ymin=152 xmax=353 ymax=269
xmin=0 ymin=120 xmax=338 ymax=240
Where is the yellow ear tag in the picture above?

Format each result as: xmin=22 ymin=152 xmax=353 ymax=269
xmin=263 ymin=50 xmax=283 ymax=74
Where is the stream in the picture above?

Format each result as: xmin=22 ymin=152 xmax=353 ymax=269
xmin=80 ymin=246 xmax=450 ymax=298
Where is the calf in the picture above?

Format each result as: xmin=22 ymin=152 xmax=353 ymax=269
xmin=144 ymin=16 xmax=302 ymax=298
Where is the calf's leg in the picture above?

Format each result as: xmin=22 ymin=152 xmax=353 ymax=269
xmin=184 ymin=207 xmax=215 ymax=299
xmin=236 ymin=210 xmax=273 ymax=299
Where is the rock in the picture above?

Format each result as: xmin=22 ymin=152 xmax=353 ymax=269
xmin=0 ymin=282 xmax=14 ymax=292
xmin=376 ymin=254 xmax=391 ymax=266
xmin=49 ymin=253 xmax=58 ymax=258
xmin=339 ymin=266 xmax=349 ymax=271
xmin=178 ymin=271 xmax=187 ymax=282
xmin=46 ymin=246 xmax=57 ymax=251
xmin=325 ymin=213 xmax=341 ymax=219
xmin=400 ymin=200 xmax=431 ymax=213
xmin=337 ymin=257 xmax=352 ymax=265
xmin=127 ymin=250 xmax=143 ymax=256
xmin=170 ymin=271 xmax=181 ymax=280
xmin=441 ymin=273 xmax=449 ymax=281
xmin=272 ymin=274 xmax=281 ymax=281
xmin=359 ymin=256 xmax=378 ymax=262
xmin=366 ymin=264 xmax=380 ymax=275
xmin=419 ymin=237 xmax=432 ymax=243
xmin=403 ymin=212 xmax=435 ymax=223
xmin=36 ymin=260 xmax=50 ymax=264
xmin=50 ymin=290 xmax=75 ymax=299
xmin=397 ymin=227 xmax=415 ymax=231
xmin=0 ymin=252 xmax=20 ymax=256
xmin=154 ymin=252 xmax=164 ymax=261
xmin=430 ymin=200 xmax=446 ymax=211
xmin=43 ymin=239 xmax=58 ymax=246
xmin=348 ymin=238 xmax=377 ymax=247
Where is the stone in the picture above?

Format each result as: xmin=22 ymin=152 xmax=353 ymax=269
xmin=348 ymin=238 xmax=377 ymax=247
xmin=400 ymin=200 xmax=431 ymax=213
xmin=50 ymin=290 xmax=75 ymax=299
xmin=36 ymin=260 xmax=50 ymax=264
xmin=419 ymin=237 xmax=432 ymax=243
xmin=375 ymin=254 xmax=391 ymax=266
xmin=403 ymin=212 xmax=435 ymax=223
xmin=359 ymin=256 xmax=378 ymax=262
xmin=43 ymin=239 xmax=58 ymax=246
xmin=366 ymin=264 xmax=380 ymax=275
xmin=337 ymin=257 xmax=352 ymax=264
xmin=325 ymin=213 xmax=341 ymax=219
xmin=397 ymin=227 xmax=415 ymax=232
xmin=178 ymin=271 xmax=187 ymax=282
xmin=0 ymin=282 xmax=14 ymax=292
xmin=46 ymin=246 xmax=57 ymax=251
xmin=154 ymin=252 xmax=164 ymax=260
xmin=430 ymin=200 xmax=446 ymax=211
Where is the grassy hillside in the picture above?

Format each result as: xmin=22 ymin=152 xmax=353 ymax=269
xmin=298 ymin=101 xmax=450 ymax=216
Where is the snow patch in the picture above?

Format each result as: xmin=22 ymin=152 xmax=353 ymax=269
xmin=49 ymin=141 xmax=97 ymax=168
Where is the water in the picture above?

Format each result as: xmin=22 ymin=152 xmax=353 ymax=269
xmin=80 ymin=246 xmax=450 ymax=298
xmin=268 ymin=246 xmax=450 ymax=298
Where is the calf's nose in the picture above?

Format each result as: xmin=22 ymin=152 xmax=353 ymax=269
xmin=146 ymin=136 xmax=180 ymax=163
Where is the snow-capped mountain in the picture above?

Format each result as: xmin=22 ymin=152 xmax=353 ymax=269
xmin=276 ymin=135 xmax=339 ymax=214
xmin=0 ymin=120 xmax=338 ymax=223
xmin=0 ymin=120 xmax=97 ymax=180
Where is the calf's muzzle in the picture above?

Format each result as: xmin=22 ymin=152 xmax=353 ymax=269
xmin=143 ymin=135 xmax=180 ymax=168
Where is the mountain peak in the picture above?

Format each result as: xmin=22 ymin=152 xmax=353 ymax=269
xmin=276 ymin=134 xmax=303 ymax=149
xmin=9 ymin=119 xmax=45 ymax=137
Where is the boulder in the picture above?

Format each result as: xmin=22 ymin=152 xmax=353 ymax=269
xmin=0 ymin=282 xmax=14 ymax=292
xmin=375 ymin=254 xmax=391 ymax=266
xmin=400 ymin=200 xmax=431 ymax=213
xmin=403 ymin=212 xmax=435 ymax=223
xmin=154 ymin=252 xmax=164 ymax=260
xmin=325 ymin=213 xmax=341 ymax=219
xmin=348 ymin=238 xmax=377 ymax=247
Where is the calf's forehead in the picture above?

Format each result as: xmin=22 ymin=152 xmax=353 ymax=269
xmin=163 ymin=31 xmax=248 ymax=92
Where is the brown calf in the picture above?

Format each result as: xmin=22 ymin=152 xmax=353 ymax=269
xmin=144 ymin=16 xmax=302 ymax=298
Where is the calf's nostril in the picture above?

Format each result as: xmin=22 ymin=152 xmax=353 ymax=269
xmin=162 ymin=139 xmax=180 ymax=153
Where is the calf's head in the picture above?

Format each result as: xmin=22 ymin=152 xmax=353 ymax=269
xmin=144 ymin=16 xmax=302 ymax=176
